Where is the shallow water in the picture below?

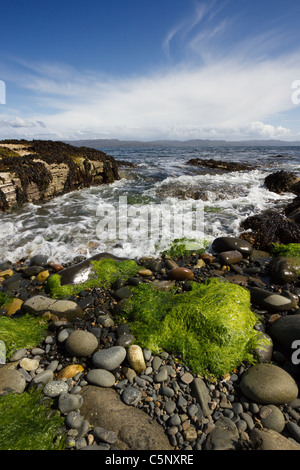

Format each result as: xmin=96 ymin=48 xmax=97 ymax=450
xmin=0 ymin=145 xmax=299 ymax=263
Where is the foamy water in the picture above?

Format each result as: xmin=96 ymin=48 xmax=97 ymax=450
xmin=0 ymin=145 xmax=298 ymax=263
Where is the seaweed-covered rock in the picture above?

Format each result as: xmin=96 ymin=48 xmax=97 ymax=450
xmin=0 ymin=139 xmax=119 ymax=211
xmin=240 ymin=209 xmax=300 ymax=250
xmin=186 ymin=158 xmax=253 ymax=172
xmin=264 ymin=170 xmax=300 ymax=195
xmin=122 ymin=278 xmax=260 ymax=378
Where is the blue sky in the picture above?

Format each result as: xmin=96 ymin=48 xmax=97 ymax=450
xmin=1 ymin=0 xmax=300 ymax=141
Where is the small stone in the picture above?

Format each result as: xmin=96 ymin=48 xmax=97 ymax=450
xmin=36 ymin=270 xmax=50 ymax=282
xmin=122 ymin=386 xmax=142 ymax=406
xmin=58 ymin=392 xmax=83 ymax=414
xmin=218 ymin=251 xmax=243 ymax=265
xmin=168 ymin=268 xmax=194 ymax=281
xmin=86 ymin=369 xmax=116 ymax=387
xmin=92 ymin=346 xmax=126 ymax=370
xmin=181 ymin=372 xmax=194 ymax=384
xmin=127 ymin=345 xmax=146 ymax=374
xmin=65 ymin=411 xmax=83 ymax=429
xmin=56 ymin=364 xmax=84 ymax=380
xmin=154 ymin=368 xmax=168 ymax=383
xmin=183 ymin=426 xmax=197 ymax=442
xmin=19 ymin=358 xmax=39 ymax=371
xmin=43 ymin=380 xmax=69 ymax=397
xmin=65 ymin=330 xmax=98 ymax=357
xmin=138 ymin=269 xmax=153 ymax=277
xmin=6 ymin=298 xmax=23 ymax=316
xmin=0 ymin=340 xmax=6 ymax=365
xmin=259 ymin=405 xmax=286 ymax=433
xmin=0 ymin=269 xmax=14 ymax=278
xmin=93 ymin=427 xmax=117 ymax=444
xmin=31 ymin=369 xmax=54 ymax=386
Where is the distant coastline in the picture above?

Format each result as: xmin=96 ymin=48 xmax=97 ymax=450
xmin=66 ymin=138 xmax=300 ymax=149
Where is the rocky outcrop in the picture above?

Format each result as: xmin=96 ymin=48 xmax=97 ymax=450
xmin=186 ymin=158 xmax=253 ymax=172
xmin=264 ymin=170 xmax=300 ymax=195
xmin=0 ymin=140 xmax=119 ymax=211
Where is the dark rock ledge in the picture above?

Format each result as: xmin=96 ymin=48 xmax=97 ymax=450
xmin=0 ymin=139 xmax=120 ymax=212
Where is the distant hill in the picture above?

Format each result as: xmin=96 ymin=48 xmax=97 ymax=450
xmin=65 ymin=138 xmax=300 ymax=150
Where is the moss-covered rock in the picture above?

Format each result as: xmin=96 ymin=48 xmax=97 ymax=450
xmin=120 ymin=278 xmax=260 ymax=378
xmin=0 ymin=314 xmax=48 ymax=360
xmin=0 ymin=389 xmax=66 ymax=450
xmin=47 ymin=256 xmax=142 ymax=299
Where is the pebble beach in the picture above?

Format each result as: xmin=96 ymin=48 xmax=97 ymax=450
xmin=1 ymin=235 xmax=300 ymax=452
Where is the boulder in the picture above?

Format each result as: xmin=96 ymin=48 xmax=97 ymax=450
xmin=250 ymin=428 xmax=300 ymax=450
xmin=21 ymin=295 xmax=83 ymax=320
xmin=187 ymin=158 xmax=253 ymax=172
xmin=271 ymin=257 xmax=300 ymax=284
xmin=79 ymin=385 xmax=173 ymax=450
xmin=269 ymin=314 xmax=300 ymax=354
xmin=248 ymin=286 xmax=296 ymax=312
xmin=212 ymin=237 xmax=253 ymax=257
xmin=264 ymin=170 xmax=300 ymax=195
xmin=240 ymin=363 xmax=298 ymax=404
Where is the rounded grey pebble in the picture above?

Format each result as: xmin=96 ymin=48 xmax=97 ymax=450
xmin=86 ymin=369 xmax=116 ymax=388
xmin=169 ymin=414 xmax=181 ymax=426
xmin=43 ymin=380 xmax=69 ymax=397
xmin=122 ymin=386 xmax=142 ymax=406
xmin=65 ymin=411 xmax=83 ymax=429
xmin=93 ymin=427 xmax=117 ymax=444
xmin=164 ymin=401 xmax=176 ymax=414
xmin=58 ymin=392 xmax=83 ymax=414
xmin=92 ymin=346 xmax=126 ymax=371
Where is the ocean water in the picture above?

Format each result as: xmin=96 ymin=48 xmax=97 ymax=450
xmin=0 ymin=145 xmax=299 ymax=264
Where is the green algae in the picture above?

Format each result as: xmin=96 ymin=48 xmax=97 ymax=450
xmin=0 ymin=389 xmax=66 ymax=450
xmin=122 ymin=278 xmax=260 ymax=378
xmin=161 ymin=238 xmax=207 ymax=259
xmin=0 ymin=291 xmax=13 ymax=308
xmin=0 ymin=314 xmax=48 ymax=360
xmin=47 ymin=258 xmax=142 ymax=299
xmin=271 ymin=243 xmax=300 ymax=258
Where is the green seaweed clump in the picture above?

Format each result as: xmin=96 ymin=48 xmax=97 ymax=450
xmin=162 ymin=238 xmax=207 ymax=259
xmin=48 ymin=258 xmax=142 ymax=299
xmin=0 ymin=389 xmax=66 ymax=450
xmin=271 ymin=243 xmax=300 ymax=258
xmin=123 ymin=278 xmax=260 ymax=378
xmin=0 ymin=314 xmax=48 ymax=360
xmin=0 ymin=291 xmax=13 ymax=308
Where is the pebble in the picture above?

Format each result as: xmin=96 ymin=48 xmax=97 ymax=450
xmin=65 ymin=330 xmax=99 ymax=357
xmin=86 ymin=369 xmax=116 ymax=388
xmin=121 ymin=386 xmax=142 ymax=406
xmin=92 ymin=346 xmax=126 ymax=370
xmin=43 ymin=380 xmax=69 ymax=397
xmin=127 ymin=344 xmax=146 ymax=373
xmin=167 ymin=267 xmax=194 ymax=281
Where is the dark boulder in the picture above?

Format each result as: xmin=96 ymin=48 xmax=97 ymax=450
xmin=264 ymin=170 xmax=300 ymax=195
xmin=240 ymin=209 xmax=300 ymax=251
xmin=186 ymin=158 xmax=253 ymax=172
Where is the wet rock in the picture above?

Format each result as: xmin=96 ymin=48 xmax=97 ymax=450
xmin=187 ymin=158 xmax=253 ymax=172
xmin=79 ymin=385 xmax=173 ymax=450
xmin=240 ymin=363 xmax=298 ymax=404
xmin=57 ymin=253 xmax=128 ymax=286
xmin=271 ymin=257 xmax=300 ymax=284
xmin=240 ymin=209 xmax=300 ymax=251
xmin=248 ymin=286 xmax=295 ymax=312
xmin=218 ymin=250 xmax=243 ymax=265
xmin=167 ymin=267 xmax=194 ymax=281
xmin=56 ymin=364 xmax=85 ymax=380
xmin=212 ymin=237 xmax=253 ymax=257
xmin=190 ymin=377 xmax=212 ymax=418
xmin=269 ymin=314 xmax=300 ymax=354
xmin=264 ymin=170 xmax=300 ymax=195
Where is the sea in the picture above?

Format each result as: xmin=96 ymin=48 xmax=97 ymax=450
xmin=0 ymin=145 xmax=299 ymax=264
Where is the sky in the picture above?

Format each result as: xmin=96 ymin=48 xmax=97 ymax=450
xmin=1 ymin=0 xmax=300 ymax=142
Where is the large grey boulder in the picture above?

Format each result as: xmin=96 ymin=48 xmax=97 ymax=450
xmin=79 ymin=385 xmax=173 ymax=450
